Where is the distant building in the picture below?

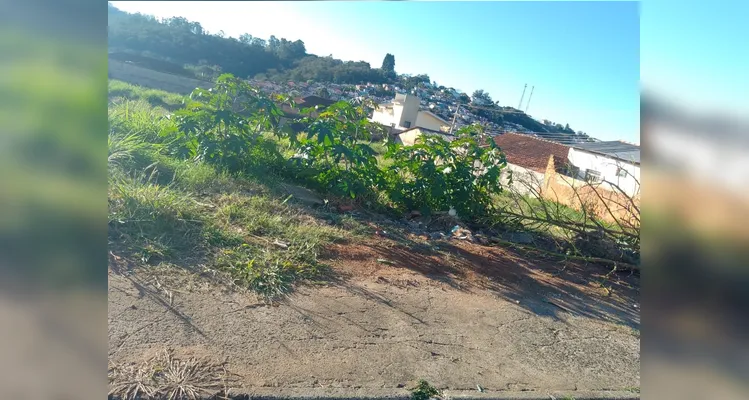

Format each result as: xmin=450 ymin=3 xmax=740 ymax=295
xmin=567 ymin=141 xmax=641 ymax=197
xmin=370 ymin=93 xmax=451 ymax=132
xmin=492 ymin=132 xmax=573 ymax=194
xmin=394 ymin=127 xmax=455 ymax=146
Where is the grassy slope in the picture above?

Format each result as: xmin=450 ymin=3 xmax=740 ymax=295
xmin=108 ymin=80 xmax=637 ymax=300
xmin=108 ymin=80 xmax=369 ymax=299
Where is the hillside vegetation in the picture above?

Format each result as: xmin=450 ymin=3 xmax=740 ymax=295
xmin=109 ymin=76 xmax=639 ymax=301
xmin=108 ymin=3 xmax=390 ymax=85
xmin=108 ymin=75 xmax=514 ymax=298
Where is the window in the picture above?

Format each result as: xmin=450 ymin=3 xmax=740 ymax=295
xmin=616 ymin=167 xmax=627 ymax=178
xmin=584 ymin=169 xmax=601 ymax=183
xmin=566 ymin=164 xmax=580 ymax=178
xmin=403 ymin=121 xmax=412 ymax=128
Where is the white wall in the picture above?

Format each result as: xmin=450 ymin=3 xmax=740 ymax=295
xmin=415 ymin=111 xmax=448 ymax=132
xmin=370 ymin=94 xmax=422 ymax=130
xmin=396 ymin=94 xmax=420 ymax=128
xmin=567 ymin=148 xmax=640 ymax=197
xmin=396 ymin=129 xmax=422 ymax=146
xmin=371 ymin=105 xmax=397 ymax=127
xmin=500 ymin=163 xmax=547 ymax=196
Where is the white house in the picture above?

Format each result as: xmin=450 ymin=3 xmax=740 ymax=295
xmin=370 ymin=93 xmax=451 ymax=132
xmin=567 ymin=141 xmax=641 ymax=197
xmin=394 ymin=127 xmax=455 ymax=146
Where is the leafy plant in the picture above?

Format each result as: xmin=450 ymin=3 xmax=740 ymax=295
xmin=384 ymin=124 xmax=507 ymax=219
xmin=410 ymin=380 xmax=440 ymax=400
xmin=169 ymin=74 xmax=286 ymax=172
xmin=289 ymin=99 xmax=387 ymax=200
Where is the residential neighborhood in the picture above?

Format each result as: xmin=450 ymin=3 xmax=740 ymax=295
xmin=249 ymin=78 xmax=509 ymax=135
xmin=250 ymin=75 xmax=641 ymax=203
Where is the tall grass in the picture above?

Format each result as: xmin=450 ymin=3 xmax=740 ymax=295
xmin=107 ymin=81 xmax=358 ymax=298
xmin=108 ymin=174 xmax=205 ymax=263
xmin=109 ymin=80 xmax=185 ymax=110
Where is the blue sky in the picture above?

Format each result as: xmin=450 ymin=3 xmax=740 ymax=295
xmin=111 ymin=1 xmax=642 ymax=143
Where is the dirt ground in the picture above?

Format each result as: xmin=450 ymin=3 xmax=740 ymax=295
xmin=108 ymin=236 xmax=640 ymax=395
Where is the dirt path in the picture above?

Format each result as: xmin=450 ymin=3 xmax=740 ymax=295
xmin=108 ymin=239 xmax=639 ymax=395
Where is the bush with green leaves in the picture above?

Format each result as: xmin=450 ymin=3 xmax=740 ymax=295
xmin=384 ymin=124 xmax=507 ymax=219
xmin=289 ymin=99 xmax=387 ymax=200
xmin=410 ymin=380 xmax=440 ymax=400
xmin=169 ymin=74 xmax=288 ymax=172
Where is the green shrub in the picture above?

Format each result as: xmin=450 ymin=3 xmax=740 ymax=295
xmin=289 ymin=99 xmax=387 ymax=201
xmin=170 ymin=74 xmax=286 ymax=172
xmin=410 ymin=380 xmax=440 ymax=400
xmin=384 ymin=124 xmax=507 ymax=220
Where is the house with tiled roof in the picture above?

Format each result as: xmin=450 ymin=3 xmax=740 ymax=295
xmin=490 ymin=132 xmax=573 ymax=194
xmin=493 ymin=132 xmax=572 ymax=174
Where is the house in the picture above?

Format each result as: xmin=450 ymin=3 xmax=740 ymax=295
xmin=492 ymin=132 xmax=572 ymax=194
xmin=567 ymin=141 xmax=641 ymax=197
xmin=394 ymin=127 xmax=455 ymax=146
xmin=370 ymin=93 xmax=451 ymax=133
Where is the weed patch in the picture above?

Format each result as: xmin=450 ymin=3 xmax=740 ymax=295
xmin=410 ymin=379 xmax=441 ymax=400
xmin=108 ymin=176 xmax=205 ymax=263
xmin=216 ymin=243 xmax=330 ymax=300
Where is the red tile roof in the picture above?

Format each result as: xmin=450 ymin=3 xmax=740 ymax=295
xmin=493 ymin=132 xmax=570 ymax=173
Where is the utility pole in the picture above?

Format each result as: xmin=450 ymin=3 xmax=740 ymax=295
xmin=525 ymin=86 xmax=535 ymax=113
xmin=517 ymin=83 xmax=527 ymax=109
xmin=449 ymin=103 xmax=461 ymax=135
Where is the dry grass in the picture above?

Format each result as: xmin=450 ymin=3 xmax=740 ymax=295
xmin=108 ymin=349 xmax=235 ymax=400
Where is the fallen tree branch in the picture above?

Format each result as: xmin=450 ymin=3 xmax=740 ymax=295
xmin=498 ymin=210 xmax=639 ymax=240
xmin=486 ymin=236 xmax=640 ymax=272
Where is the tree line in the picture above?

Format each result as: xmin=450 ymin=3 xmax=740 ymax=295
xmin=108 ymin=3 xmax=398 ymax=85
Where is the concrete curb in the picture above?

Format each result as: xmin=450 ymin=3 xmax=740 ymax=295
xmin=230 ymin=388 xmax=640 ymax=400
